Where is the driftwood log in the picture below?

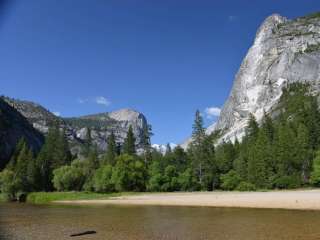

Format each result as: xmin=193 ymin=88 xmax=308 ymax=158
xmin=70 ymin=231 xmax=97 ymax=237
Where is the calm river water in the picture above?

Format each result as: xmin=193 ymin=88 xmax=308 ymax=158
xmin=1 ymin=203 xmax=320 ymax=240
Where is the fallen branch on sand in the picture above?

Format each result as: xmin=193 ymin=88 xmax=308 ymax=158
xmin=70 ymin=231 xmax=97 ymax=237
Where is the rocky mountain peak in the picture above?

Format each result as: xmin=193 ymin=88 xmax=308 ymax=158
xmin=109 ymin=108 xmax=145 ymax=123
xmin=258 ymin=14 xmax=286 ymax=31
xmin=212 ymin=12 xmax=320 ymax=143
xmin=254 ymin=14 xmax=287 ymax=46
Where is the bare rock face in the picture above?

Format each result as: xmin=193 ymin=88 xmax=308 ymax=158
xmin=70 ymin=109 xmax=148 ymax=153
xmin=3 ymin=97 xmax=63 ymax=134
xmin=3 ymin=97 xmax=149 ymax=156
xmin=108 ymin=108 xmax=148 ymax=145
xmin=213 ymin=13 xmax=320 ymax=143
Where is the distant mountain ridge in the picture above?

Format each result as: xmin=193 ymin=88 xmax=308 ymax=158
xmin=2 ymin=97 xmax=149 ymax=159
xmin=152 ymin=143 xmax=177 ymax=155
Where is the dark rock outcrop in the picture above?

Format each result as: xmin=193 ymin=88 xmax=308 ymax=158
xmin=0 ymin=98 xmax=44 ymax=169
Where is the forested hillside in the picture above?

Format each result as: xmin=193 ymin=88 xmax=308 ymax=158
xmin=1 ymin=83 xmax=320 ymax=200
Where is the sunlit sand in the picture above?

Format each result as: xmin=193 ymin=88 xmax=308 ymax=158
xmin=55 ymin=190 xmax=320 ymax=210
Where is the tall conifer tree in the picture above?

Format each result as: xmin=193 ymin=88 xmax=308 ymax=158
xmin=123 ymin=125 xmax=136 ymax=155
xmin=191 ymin=110 xmax=206 ymax=187
xmin=246 ymin=113 xmax=259 ymax=141
xmin=296 ymin=123 xmax=312 ymax=183
xmin=142 ymin=124 xmax=153 ymax=164
xmin=105 ymin=131 xmax=117 ymax=165
xmin=36 ymin=125 xmax=71 ymax=191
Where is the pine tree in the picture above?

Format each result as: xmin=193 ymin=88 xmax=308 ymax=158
xmin=274 ymin=121 xmax=296 ymax=178
xmin=61 ymin=128 xmax=72 ymax=163
xmin=36 ymin=146 xmax=51 ymax=191
xmin=171 ymin=146 xmax=188 ymax=172
xmin=82 ymin=127 xmax=92 ymax=157
xmin=142 ymin=124 xmax=153 ymax=164
xmin=116 ymin=142 xmax=122 ymax=156
xmin=215 ymin=141 xmax=236 ymax=174
xmin=234 ymin=152 xmax=248 ymax=181
xmin=248 ymin=129 xmax=271 ymax=188
xmin=14 ymin=141 xmax=34 ymax=192
xmin=27 ymin=153 xmax=41 ymax=191
xmin=246 ymin=113 xmax=259 ymax=141
xmin=262 ymin=111 xmax=274 ymax=143
xmin=192 ymin=110 xmax=206 ymax=146
xmin=123 ymin=125 xmax=136 ymax=155
xmin=305 ymin=97 xmax=320 ymax=150
xmin=104 ymin=131 xmax=117 ymax=165
xmin=165 ymin=143 xmax=172 ymax=156
xmin=44 ymin=125 xmax=61 ymax=168
xmin=234 ymin=139 xmax=248 ymax=180
xmin=54 ymin=127 xmax=72 ymax=168
xmin=190 ymin=110 xmax=206 ymax=188
xmin=234 ymin=138 xmax=241 ymax=159
xmin=310 ymin=151 xmax=320 ymax=186
xmin=36 ymin=125 xmax=72 ymax=191
xmin=295 ymin=123 xmax=312 ymax=183
xmin=88 ymin=145 xmax=99 ymax=170
xmin=201 ymin=135 xmax=217 ymax=190
xmin=7 ymin=138 xmax=26 ymax=170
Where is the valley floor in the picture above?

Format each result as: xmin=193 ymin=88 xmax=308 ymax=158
xmin=55 ymin=190 xmax=320 ymax=210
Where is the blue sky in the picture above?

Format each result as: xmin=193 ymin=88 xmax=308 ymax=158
xmin=1 ymin=0 xmax=320 ymax=144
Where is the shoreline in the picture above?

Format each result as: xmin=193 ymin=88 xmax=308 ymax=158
xmin=55 ymin=190 xmax=320 ymax=210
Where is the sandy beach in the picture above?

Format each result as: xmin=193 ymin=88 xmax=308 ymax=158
xmin=55 ymin=190 xmax=320 ymax=210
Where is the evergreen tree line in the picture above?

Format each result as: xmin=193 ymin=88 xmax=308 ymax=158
xmin=1 ymin=83 xmax=320 ymax=200
xmin=0 ymin=125 xmax=73 ymax=200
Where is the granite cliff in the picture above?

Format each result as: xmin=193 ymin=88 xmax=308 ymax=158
xmin=206 ymin=13 xmax=320 ymax=145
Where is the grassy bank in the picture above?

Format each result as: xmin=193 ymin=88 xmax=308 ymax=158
xmin=26 ymin=192 xmax=136 ymax=204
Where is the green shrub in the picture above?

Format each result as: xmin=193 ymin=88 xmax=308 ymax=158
xmin=147 ymin=160 xmax=163 ymax=192
xmin=274 ymin=175 xmax=301 ymax=189
xmin=92 ymin=165 xmax=114 ymax=193
xmin=161 ymin=165 xmax=180 ymax=192
xmin=178 ymin=168 xmax=198 ymax=191
xmin=52 ymin=165 xmax=86 ymax=191
xmin=304 ymin=43 xmax=320 ymax=53
xmin=220 ymin=170 xmax=242 ymax=190
xmin=0 ymin=169 xmax=22 ymax=201
xmin=111 ymin=154 xmax=147 ymax=192
xmin=236 ymin=182 xmax=256 ymax=191
xmin=147 ymin=173 xmax=164 ymax=192
xmin=310 ymin=151 xmax=320 ymax=186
